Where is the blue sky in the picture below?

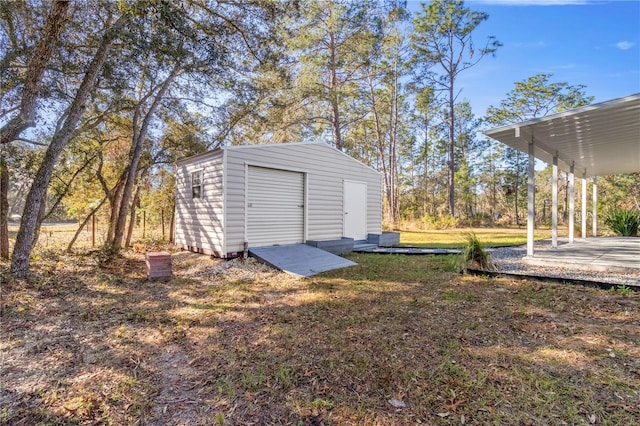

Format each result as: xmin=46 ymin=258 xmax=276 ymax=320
xmin=407 ymin=0 xmax=640 ymax=118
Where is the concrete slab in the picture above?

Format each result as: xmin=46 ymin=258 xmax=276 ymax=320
xmin=522 ymin=237 xmax=640 ymax=273
xmin=249 ymin=244 xmax=357 ymax=277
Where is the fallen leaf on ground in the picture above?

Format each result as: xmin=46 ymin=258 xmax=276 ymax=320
xmin=388 ymin=399 xmax=406 ymax=408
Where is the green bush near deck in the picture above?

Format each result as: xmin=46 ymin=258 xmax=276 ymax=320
xmin=604 ymin=208 xmax=640 ymax=236
xmin=455 ymin=231 xmax=492 ymax=272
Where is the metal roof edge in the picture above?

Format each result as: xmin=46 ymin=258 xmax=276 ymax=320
xmin=175 ymin=147 xmax=223 ymax=166
xmin=180 ymin=141 xmax=381 ymax=176
xmin=221 ymin=141 xmax=323 ymax=150
xmin=175 ymin=142 xmax=321 ymax=165
xmin=484 ymin=92 xmax=640 ymax=136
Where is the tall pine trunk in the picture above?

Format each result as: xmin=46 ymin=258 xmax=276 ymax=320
xmin=422 ymin=115 xmax=429 ymax=218
xmin=448 ymin=85 xmax=455 ymax=217
xmin=328 ymin=32 xmax=343 ymax=151
xmin=366 ymin=72 xmax=392 ymax=224
xmin=387 ymin=47 xmax=400 ymax=225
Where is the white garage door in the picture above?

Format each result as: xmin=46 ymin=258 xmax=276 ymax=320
xmin=247 ymin=166 xmax=304 ymax=247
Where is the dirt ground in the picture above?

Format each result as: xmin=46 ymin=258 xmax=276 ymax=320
xmin=1 ymin=249 xmax=639 ymax=425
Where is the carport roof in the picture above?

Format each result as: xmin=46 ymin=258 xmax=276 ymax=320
xmin=484 ymin=93 xmax=640 ymax=178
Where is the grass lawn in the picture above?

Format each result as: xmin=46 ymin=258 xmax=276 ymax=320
xmin=399 ymin=227 xmax=557 ymax=248
xmin=1 ymin=248 xmax=638 ymax=425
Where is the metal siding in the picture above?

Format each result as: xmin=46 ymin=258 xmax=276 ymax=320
xmin=223 ymin=143 xmax=382 ymax=253
xmin=247 ymin=166 xmax=304 ymax=246
xmin=174 ymin=151 xmax=225 ymax=254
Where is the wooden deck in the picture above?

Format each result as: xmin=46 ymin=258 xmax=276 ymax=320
xmin=249 ymin=244 xmax=357 ymax=277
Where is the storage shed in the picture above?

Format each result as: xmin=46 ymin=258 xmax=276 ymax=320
xmin=174 ymin=142 xmax=383 ymax=258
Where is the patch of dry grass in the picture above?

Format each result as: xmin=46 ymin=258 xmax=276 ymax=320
xmin=1 ymin=250 xmax=638 ymax=425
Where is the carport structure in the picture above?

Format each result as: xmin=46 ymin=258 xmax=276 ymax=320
xmin=485 ymin=93 xmax=640 ymax=257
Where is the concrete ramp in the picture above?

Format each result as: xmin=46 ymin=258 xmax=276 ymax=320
xmin=249 ymin=244 xmax=357 ymax=277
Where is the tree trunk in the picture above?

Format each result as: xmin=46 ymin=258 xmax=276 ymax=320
xmin=169 ymin=203 xmax=175 ymax=244
xmin=109 ymin=66 xmax=179 ymax=253
xmin=125 ymin=184 xmax=142 ymax=247
xmin=430 ymin=151 xmax=437 ymax=217
xmin=331 ymin=95 xmax=343 ymax=151
xmin=0 ymin=0 xmax=69 ymax=145
xmin=10 ymin=15 xmax=128 ymax=277
xmin=365 ymin=72 xmax=392 ymax=224
xmin=422 ymin=115 xmax=429 ymax=218
xmin=328 ymin=31 xmax=343 ymax=151
xmin=0 ymin=155 xmax=9 ymax=259
xmin=125 ymin=207 xmax=136 ymax=248
xmin=389 ymin=47 xmax=400 ymax=224
xmin=31 ymin=197 xmax=47 ymax=248
xmin=106 ymin=177 xmax=125 ymax=243
xmin=448 ymin=85 xmax=455 ymax=216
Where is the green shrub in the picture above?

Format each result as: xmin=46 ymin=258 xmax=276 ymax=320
xmin=604 ymin=208 xmax=640 ymax=236
xmin=462 ymin=231 xmax=490 ymax=269
xmin=450 ymin=231 xmax=492 ymax=273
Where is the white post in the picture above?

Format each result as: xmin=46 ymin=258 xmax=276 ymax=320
xmin=569 ymin=163 xmax=575 ymax=244
xmin=592 ymin=176 xmax=598 ymax=237
xmin=527 ymin=141 xmax=535 ymax=257
xmin=552 ymin=154 xmax=558 ymax=248
xmin=581 ymin=171 xmax=587 ymax=239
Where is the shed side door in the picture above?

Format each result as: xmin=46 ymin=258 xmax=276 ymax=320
xmin=247 ymin=166 xmax=304 ymax=247
xmin=343 ymin=180 xmax=367 ymax=240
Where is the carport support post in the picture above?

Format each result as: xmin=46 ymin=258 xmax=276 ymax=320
xmin=592 ymin=177 xmax=598 ymax=236
xmin=569 ymin=163 xmax=575 ymax=244
xmin=527 ymin=141 xmax=535 ymax=257
xmin=581 ymin=171 xmax=587 ymax=239
xmin=552 ymin=154 xmax=558 ymax=248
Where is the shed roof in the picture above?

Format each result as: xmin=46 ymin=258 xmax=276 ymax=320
xmin=484 ymin=93 xmax=640 ymax=177
xmin=176 ymin=141 xmax=381 ymax=175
